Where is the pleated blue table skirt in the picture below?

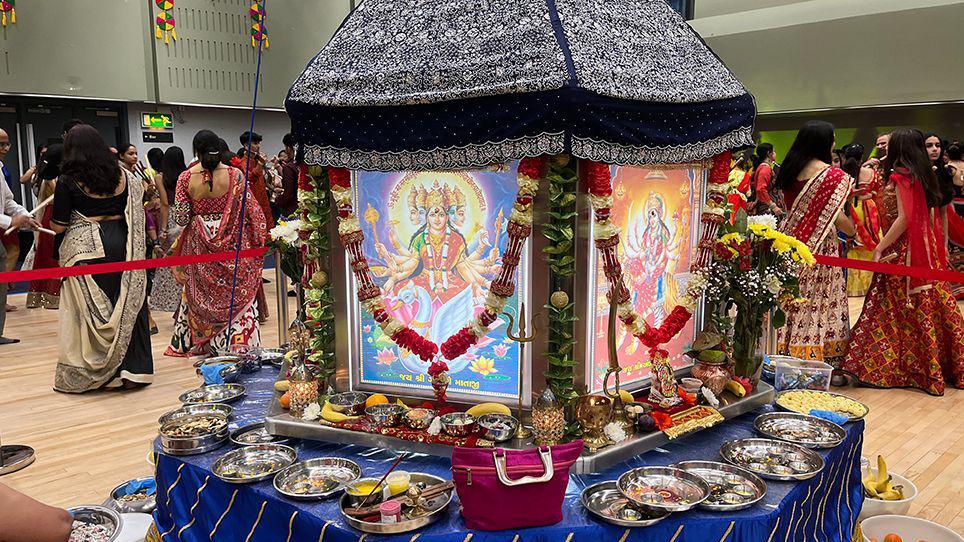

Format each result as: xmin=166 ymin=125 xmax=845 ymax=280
xmin=152 ymin=366 xmax=864 ymax=542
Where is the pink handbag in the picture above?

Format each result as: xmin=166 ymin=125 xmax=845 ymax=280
xmin=451 ymin=440 xmax=583 ymax=531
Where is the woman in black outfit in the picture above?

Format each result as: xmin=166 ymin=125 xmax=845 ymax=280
xmin=50 ymin=125 xmax=153 ymax=392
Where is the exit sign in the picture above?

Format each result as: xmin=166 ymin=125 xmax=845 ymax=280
xmin=141 ymin=113 xmax=173 ymax=129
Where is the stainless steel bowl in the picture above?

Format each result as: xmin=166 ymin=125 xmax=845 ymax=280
xmin=195 ymin=359 xmax=240 ymax=384
xmin=343 ymin=477 xmax=385 ymax=507
xmin=720 ymin=438 xmax=825 ymax=481
xmin=340 ymin=472 xmax=453 ymax=534
xmin=774 ymin=390 xmax=869 ymax=422
xmin=67 ymin=505 xmax=123 ymax=542
xmin=259 ymin=348 xmax=287 ymax=367
xmin=108 ymin=477 xmax=156 ymax=514
xmin=158 ymin=413 xmax=230 ymax=456
xmin=328 ymin=392 xmax=369 ymax=416
xmin=581 ymin=481 xmax=670 ymax=527
xmin=673 ymin=460 xmax=767 ymax=512
xmin=365 ymin=404 xmax=406 ymax=427
xmin=212 ymin=444 xmax=297 ymax=484
xmin=193 ymin=355 xmax=239 ymax=368
xmin=230 ymin=421 xmax=289 ymax=446
xmin=273 ymin=457 xmax=362 ymax=500
xmin=477 ymin=413 xmax=518 ymax=442
xmin=404 ymin=408 xmax=436 ymax=430
xmin=754 ymin=412 xmax=846 ymax=449
xmin=616 ymin=466 xmax=710 ymax=514
xmin=178 ymin=384 xmax=246 ymax=405
xmin=439 ymin=412 xmax=477 ymax=437
xmin=158 ymin=403 xmax=233 ymax=425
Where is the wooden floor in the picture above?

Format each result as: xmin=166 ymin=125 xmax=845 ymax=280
xmin=1 ymin=284 xmax=962 ymax=533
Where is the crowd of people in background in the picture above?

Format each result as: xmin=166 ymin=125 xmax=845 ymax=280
xmin=0 ymin=119 xmax=301 ymax=393
xmin=734 ymin=123 xmax=964 ymax=397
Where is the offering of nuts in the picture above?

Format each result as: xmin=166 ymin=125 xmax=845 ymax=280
xmin=161 ymin=415 xmax=227 ymax=437
xmin=68 ymin=521 xmax=113 ymax=542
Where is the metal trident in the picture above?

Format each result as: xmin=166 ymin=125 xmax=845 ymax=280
xmin=502 ymin=302 xmax=539 ymax=440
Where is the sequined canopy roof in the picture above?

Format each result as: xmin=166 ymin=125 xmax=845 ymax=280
xmin=286 ymin=0 xmax=756 ymax=171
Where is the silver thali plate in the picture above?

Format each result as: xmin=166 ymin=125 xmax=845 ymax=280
xmin=158 ymin=413 xmax=230 ymax=456
xmin=673 ymin=461 xmax=767 ymax=512
xmin=581 ymin=481 xmax=670 ymax=527
xmin=158 ymin=403 xmax=233 ymax=425
xmin=720 ymin=438 xmax=824 ymax=481
xmin=273 ymin=457 xmax=362 ymax=500
xmin=754 ymin=412 xmax=846 ymax=449
xmin=339 ymin=472 xmax=452 ymax=534
xmin=259 ymin=348 xmax=287 ymax=367
xmin=230 ymin=421 xmax=290 ymax=446
xmin=212 ymin=444 xmax=297 ymax=484
xmin=774 ymin=390 xmax=869 ymax=422
xmin=616 ymin=466 xmax=710 ymax=514
xmin=179 ymin=384 xmax=246 ymax=405
xmin=109 ymin=477 xmax=157 ymax=514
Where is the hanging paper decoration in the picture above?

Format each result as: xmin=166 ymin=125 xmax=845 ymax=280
xmin=249 ymin=2 xmax=268 ymax=48
xmin=154 ymin=0 xmax=176 ymax=44
xmin=1 ymin=0 xmax=15 ymax=27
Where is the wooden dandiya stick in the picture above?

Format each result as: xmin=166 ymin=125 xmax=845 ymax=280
xmin=4 ymin=194 xmax=55 ymax=234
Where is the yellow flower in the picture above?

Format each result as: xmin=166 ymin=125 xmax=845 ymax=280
xmin=470 ymin=357 xmax=498 ymax=376
xmin=748 ymin=223 xmax=771 ymax=237
xmin=772 ymin=239 xmax=792 ymax=254
xmin=719 ymin=232 xmax=745 ymax=245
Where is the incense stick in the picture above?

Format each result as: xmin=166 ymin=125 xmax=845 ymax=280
xmin=359 ymin=452 xmax=408 ymax=509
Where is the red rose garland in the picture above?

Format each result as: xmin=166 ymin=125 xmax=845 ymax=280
xmin=692 ymin=151 xmax=732 ymax=271
xmin=326 ymin=158 xmax=545 ymax=371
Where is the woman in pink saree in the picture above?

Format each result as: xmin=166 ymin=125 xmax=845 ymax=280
xmin=165 ymin=130 xmax=267 ymax=357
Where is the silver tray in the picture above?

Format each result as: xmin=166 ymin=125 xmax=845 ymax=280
xmin=673 ymin=461 xmax=767 ymax=512
xmin=581 ymin=481 xmax=671 ymax=527
xmin=158 ymin=403 xmax=233 ymax=425
xmin=193 ymin=355 xmax=240 ymax=368
xmin=195 ymin=358 xmax=240 ymax=384
xmin=259 ymin=348 xmax=287 ymax=367
xmin=774 ymin=390 xmax=869 ymax=422
xmin=108 ymin=477 xmax=156 ymax=514
xmin=159 ymin=413 xmax=230 ymax=456
xmin=273 ymin=457 xmax=362 ymax=500
xmin=67 ymin=505 xmax=123 ymax=542
xmin=230 ymin=421 xmax=290 ymax=447
xmin=179 ymin=384 xmax=246 ymax=405
xmin=212 ymin=444 xmax=297 ymax=484
xmin=339 ymin=472 xmax=452 ymax=534
xmin=754 ymin=412 xmax=846 ymax=449
xmin=616 ymin=466 xmax=710 ymax=514
xmin=720 ymin=438 xmax=824 ymax=481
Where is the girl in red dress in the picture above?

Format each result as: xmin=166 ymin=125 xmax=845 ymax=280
xmin=842 ymin=129 xmax=964 ymax=395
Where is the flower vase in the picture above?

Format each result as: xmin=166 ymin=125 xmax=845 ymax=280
xmin=732 ymin=306 xmax=766 ymax=385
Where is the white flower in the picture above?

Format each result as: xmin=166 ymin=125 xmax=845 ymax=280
xmin=748 ymin=214 xmax=778 ymax=230
xmin=301 ymin=402 xmax=321 ymax=421
xmin=427 ymin=416 xmax=442 ymax=436
xmin=764 ymin=275 xmax=783 ymax=296
xmin=603 ymin=422 xmax=628 ymax=443
xmin=270 ymin=219 xmax=303 ymax=247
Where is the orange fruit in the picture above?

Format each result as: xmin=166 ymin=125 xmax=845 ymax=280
xmin=280 ymin=392 xmax=291 ymax=409
xmin=365 ymin=394 xmax=389 ymax=408
xmin=883 ymin=534 xmax=903 ymax=542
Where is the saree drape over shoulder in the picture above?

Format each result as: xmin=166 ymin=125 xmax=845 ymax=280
xmin=165 ymin=167 xmax=267 ymax=357
xmin=777 ymin=166 xmax=853 ymax=367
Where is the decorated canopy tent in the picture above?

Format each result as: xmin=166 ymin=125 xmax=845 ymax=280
xmin=286 ymin=0 xmax=756 ymax=171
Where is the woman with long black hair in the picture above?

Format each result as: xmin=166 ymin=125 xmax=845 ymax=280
xmin=842 ymin=129 xmax=964 ymax=395
xmin=50 ymin=125 xmax=153 ymax=392
xmin=749 ymin=142 xmax=783 ymax=215
xmin=149 ymin=146 xmax=188 ymax=312
xmin=775 ymin=120 xmax=855 ymax=382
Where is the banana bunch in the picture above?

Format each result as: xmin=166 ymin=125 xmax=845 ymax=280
xmin=863 ymin=455 xmax=904 ymax=500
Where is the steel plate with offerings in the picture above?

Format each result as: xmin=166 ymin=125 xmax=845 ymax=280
xmin=339 ymin=473 xmax=453 ymax=534
xmin=259 ymin=347 xmax=287 ymax=367
xmin=178 ymin=384 xmax=246 ymax=405
xmin=212 ymin=444 xmax=297 ymax=483
xmin=754 ymin=412 xmax=846 ymax=449
xmin=273 ymin=457 xmax=362 ymax=500
xmin=159 ymin=413 xmax=229 ymax=456
xmin=230 ymin=421 xmax=289 ymax=446
xmin=720 ymin=438 xmax=824 ymax=481
xmin=109 ymin=477 xmax=156 ymax=514
xmin=774 ymin=390 xmax=868 ymax=422
xmin=616 ymin=466 xmax=710 ymax=514
xmin=673 ymin=461 xmax=767 ymax=511
xmin=67 ymin=505 xmax=122 ymax=542
xmin=158 ymin=403 xmax=233 ymax=425
xmin=581 ymin=481 xmax=670 ymax=527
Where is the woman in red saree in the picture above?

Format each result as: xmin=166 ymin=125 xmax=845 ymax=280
xmin=775 ymin=121 xmax=855 ymax=377
xmin=842 ymin=129 xmax=964 ymax=396
xmin=25 ymin=144 xmax=62 ymax=309
xmin=165 ymin=130 xmax=267 ymax=358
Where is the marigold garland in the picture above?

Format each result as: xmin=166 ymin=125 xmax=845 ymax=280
xmin=325 ymin=158 xmax=545 ymax=376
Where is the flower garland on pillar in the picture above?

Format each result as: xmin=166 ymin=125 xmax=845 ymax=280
xmin=692 ymin=151 xmax=732 ymax=271
xmin=583 ymin=160 xmax=707 ymax=405
xmin=325 ymin=158 xmax=546 ymax=403
xmin=298 ymin=165 xmax=336 ymax=383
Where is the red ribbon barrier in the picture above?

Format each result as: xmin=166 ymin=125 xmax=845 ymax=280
xmin=815 ymin=255 xmax=964 ymax=284
xmin=0 ymin=247 xmax=269 ymax=284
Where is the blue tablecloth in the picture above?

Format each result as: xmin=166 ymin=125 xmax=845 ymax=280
xmin=153 ymin=366 xmax=864 ymax=542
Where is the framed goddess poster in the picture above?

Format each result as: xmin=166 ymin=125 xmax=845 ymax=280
xmin=350 ymin=165 xmax=527 ymax=402
xmin=586 ymin=166 xmax=706 ymax=392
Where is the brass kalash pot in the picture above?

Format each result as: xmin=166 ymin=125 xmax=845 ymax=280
xmin=575 ymin=301 xmax=634 ymax=452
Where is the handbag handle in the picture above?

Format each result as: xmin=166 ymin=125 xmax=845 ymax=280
xmin=493 ymin=446 xmax=554 ymax=486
